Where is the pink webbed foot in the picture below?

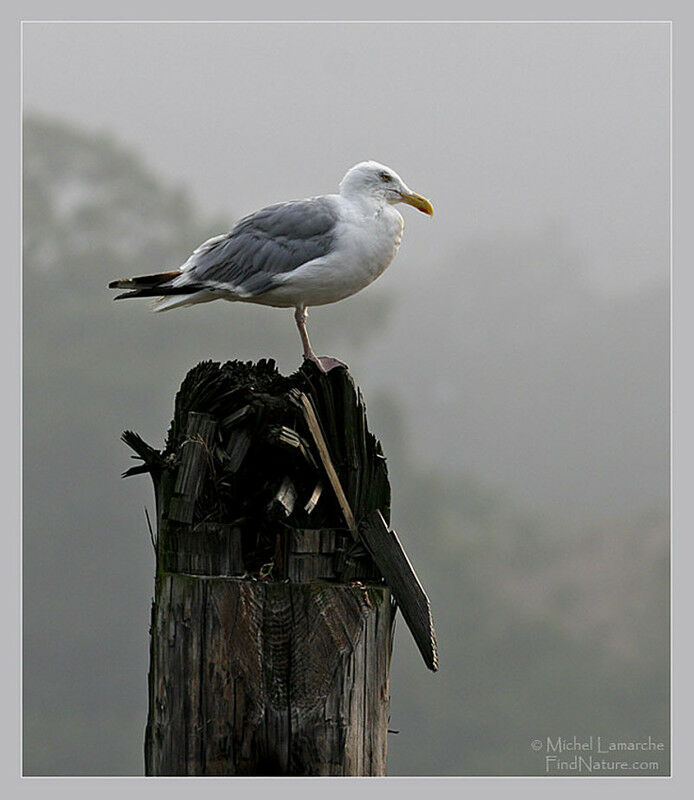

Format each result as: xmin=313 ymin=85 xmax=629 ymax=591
xmin=303 ymin=353 xmax=349 ymax=374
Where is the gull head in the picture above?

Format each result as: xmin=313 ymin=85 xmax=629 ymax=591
xmin=339 ymin=161 xmax=434 ymax=216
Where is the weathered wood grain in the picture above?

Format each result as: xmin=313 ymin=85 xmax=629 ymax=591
xmin=167 ymin=412 xmax=217 ymax=524
xmin=269 ymin=476 xmax=297 ymax=518
xmin=224 ymin=424 xmax=253 ymax=473
xmin=144 ymin=576 xmax=393 ymax=775
xmin=158 ymin=522 xmax=244 ymax=576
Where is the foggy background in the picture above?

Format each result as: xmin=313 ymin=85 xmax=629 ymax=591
xmin=22 ymin=22 xmax=669 ymax=775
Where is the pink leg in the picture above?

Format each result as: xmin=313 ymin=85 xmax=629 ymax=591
xmin=294 ymin=306 xmax=348 ymax=373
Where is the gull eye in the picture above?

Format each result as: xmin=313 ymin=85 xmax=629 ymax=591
xmin=380 ymin=172 xmax=392 ymax=183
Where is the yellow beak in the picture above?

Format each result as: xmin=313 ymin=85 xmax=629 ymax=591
xmin=399 ymin=191 xmax=434 ymax=216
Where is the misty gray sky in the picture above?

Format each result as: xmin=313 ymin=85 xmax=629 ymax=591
xmin=23 ymin=21 xmax=669 ymax=295
xmin=22 ymin=22 xmax=670 ymax=521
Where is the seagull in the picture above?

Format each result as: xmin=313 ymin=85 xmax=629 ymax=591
xmin=109 ymin=161 xmax=433 ymax=372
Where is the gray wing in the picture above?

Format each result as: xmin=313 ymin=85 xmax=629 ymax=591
xmin=183 ymin=196 xmax=340 ymax=296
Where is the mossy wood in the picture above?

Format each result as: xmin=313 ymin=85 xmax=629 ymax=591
xmin=124 ymin=359 xmax=404 ymax=776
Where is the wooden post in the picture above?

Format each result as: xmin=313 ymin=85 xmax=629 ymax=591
xmin=125 ymin=359 xmax=400 ymax=776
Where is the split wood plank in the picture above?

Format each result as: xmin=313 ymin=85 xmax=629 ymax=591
xmin=289 ymin=388 xmax=356 ymax=537
xmin=359 ymin=509 xmax=439 ymax=672
xmin=168 ymin=412 xmax=217 ymax=524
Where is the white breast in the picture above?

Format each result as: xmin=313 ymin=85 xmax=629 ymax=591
xmin=340 ymin=204 xmax=404 ymax=282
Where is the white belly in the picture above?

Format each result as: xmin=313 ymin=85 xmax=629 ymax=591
xmin=253 ymin=205 xmax=404 ymax=308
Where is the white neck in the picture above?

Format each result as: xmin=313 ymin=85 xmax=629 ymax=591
xmin=341 ymin=189 xmax=388 ymax=218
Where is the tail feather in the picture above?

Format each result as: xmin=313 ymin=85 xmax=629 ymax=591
xmin=108 ymin=269 xmax=182 ymax=291
xmin=109 ymin=268 xmax=228 ymax=312
xmin=152 ymin=291 xmax=216 ymax=312
xmin=113 ymin=284 xmax=205 ymax=301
